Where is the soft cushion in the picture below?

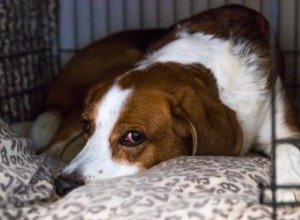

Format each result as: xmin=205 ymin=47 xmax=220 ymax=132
xmin=0 ymin=119 xmax=299 ymax=219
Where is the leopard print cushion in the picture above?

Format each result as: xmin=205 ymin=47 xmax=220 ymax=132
xmin=0 ymin=118 xmax=299 ymax=219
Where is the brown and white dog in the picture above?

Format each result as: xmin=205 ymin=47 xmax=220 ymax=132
xmin=32 ymin=5 xmax=300 ymax=201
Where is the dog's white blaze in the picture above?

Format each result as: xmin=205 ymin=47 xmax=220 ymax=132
xmin=62 ymin=84 xmax=139 ymax=182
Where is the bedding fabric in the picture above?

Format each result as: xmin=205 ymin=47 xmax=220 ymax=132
xmin=0 ymin=119 xmax=299 ymax=220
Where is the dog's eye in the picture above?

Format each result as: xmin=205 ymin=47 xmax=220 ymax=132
xmin=82 ymin=119 xmax=91 ymax=132
xmin=119 ymin=131 xmax=146 ymax=146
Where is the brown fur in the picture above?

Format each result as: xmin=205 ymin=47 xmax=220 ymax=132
xmin=109 ymin=63 xmax=242 ymax=168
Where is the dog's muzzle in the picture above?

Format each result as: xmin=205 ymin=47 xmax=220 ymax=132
xmin=54 ymin=174 xmax=84 ymax=197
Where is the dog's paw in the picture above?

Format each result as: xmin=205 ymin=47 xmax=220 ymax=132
xmin=276 ymin=189 xmax=300 ymax=203
xmin=30 ymin=111 xmax=62 ymax=152
xmin=264 ymin=187 xmax=300 ymax=203
xmin=273 ymin=144 xmax=300 ymax=203
xmin=274 ymin=175 xmax=300 ymax=203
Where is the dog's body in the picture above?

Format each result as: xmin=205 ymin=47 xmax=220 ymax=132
xmin=32 ymin=5 xmax=300 ymax=200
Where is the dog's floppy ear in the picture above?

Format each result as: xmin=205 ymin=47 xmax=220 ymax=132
xmin=171 ymin=87 xmax=243 ymax=156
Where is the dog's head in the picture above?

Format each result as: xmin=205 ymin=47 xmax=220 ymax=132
xmin=55 ymin=63 xmax=242 ymax=196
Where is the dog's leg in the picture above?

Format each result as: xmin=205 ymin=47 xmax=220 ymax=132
xmin=43 ymin=110 xmax=85 ymax=162
xmin=46 ymin=130 xmax=84 ymax=162
xmin=254 ymin=78 xmax=300 ymax=202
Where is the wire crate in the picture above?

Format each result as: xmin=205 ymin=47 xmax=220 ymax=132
xmin=0 ymin=0 xmax=58 ymax=123
xmin=1 ymin=0 xmax=300 ymax=219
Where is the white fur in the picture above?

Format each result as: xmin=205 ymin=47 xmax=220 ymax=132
xmin=62 ymin=84 xmax=140 ymax=182
xmin=253 ymin=79 xmax=300 ymax=202
xmin=31 ymin=111 xmax=62 ymax=152
xmin=255 ymin=79 xmax=297 ymax=152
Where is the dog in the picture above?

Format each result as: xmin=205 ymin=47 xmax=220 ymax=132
xmin=32 ymin=5 xmax=300 ymax=201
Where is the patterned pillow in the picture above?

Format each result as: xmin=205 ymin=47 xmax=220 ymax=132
xmin=0 ymin=119 xmax=299 ymax=219
xmin=0 ymin=119 xmax=62 ymax=209
xmin=0 ymin=0 xmax=58 ymax=123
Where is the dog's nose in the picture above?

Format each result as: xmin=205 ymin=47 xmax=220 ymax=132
xmin=54 ymin=175 xmax=84 ymax=197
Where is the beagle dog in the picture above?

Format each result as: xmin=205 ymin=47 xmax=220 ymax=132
xmin=32 ymin=5 xmax=300 ymax=201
